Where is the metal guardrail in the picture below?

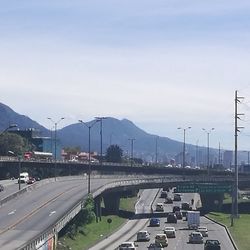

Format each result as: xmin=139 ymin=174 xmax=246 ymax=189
xmin=17 ymin=174 xmax=235 ymax=249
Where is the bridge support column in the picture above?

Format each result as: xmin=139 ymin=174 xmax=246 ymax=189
xmin=200 ymin=193 xmax=224 ymax=212
xmin=94 ymin=197 xmax=102 ymax=222
xmin=103 ymin=193 xmax=120 ymax=214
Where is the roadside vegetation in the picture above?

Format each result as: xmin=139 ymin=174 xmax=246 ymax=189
xmin=57 ymin=195 xmax=138 ymax=250
xmin=207 ymin=212 xmax=250 ymax=250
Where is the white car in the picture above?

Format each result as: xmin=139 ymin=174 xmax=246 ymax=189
xmin=163 ymin=226 xmax=176 ymax=238
xmin=189 ymin=231 xmax=203 ymax=244
xmin=136 ymin=230 xmax=150 ymax=241
xmin=196 ymin=226 xmax=208 ymax=237
xmin=118 ymin=242 xmax=137 ymax=250
xmin=155 ymin=203 xmax=164 ymax=212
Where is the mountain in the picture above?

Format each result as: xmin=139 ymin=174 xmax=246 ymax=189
xmin=58 ymin=117 xmax=193 ymax=160
xmin=0 ymin=102 xmax=49 ymax=135
xmin=0 ymin=102 xmax=196 ymax=161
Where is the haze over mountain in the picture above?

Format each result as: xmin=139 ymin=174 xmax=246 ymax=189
xmin=0 ymin=102 xmax=197 ymax=161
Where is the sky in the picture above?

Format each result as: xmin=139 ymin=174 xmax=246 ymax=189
xmin=1 ymin=0 xmax=250 ymax=151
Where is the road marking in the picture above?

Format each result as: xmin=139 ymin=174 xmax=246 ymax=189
xmin=49 ymin=211 xmax=56 ymax=216
xmin=8 ymin=210 xmax=16 ymax=215
xmin=0 ymin=185 xmax=78 ymax=235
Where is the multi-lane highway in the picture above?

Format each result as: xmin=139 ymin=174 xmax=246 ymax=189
xmin=90 ymin=188 xmax=236 ymax=250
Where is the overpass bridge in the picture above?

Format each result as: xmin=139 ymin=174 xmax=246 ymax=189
xmin=0 ymin=159 xmax=249 ymax=249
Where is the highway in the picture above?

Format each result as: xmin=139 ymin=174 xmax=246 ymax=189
xmin=0 ymin=177 xmax=237 ymax=250
xmin=0 ymin=176 xmax=132 ymax=250
xmin=90 ymin=189 xmax=236 ymax=250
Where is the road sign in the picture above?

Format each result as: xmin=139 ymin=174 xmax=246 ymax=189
xmin=175 ymin=183 xmax=232 ymax=193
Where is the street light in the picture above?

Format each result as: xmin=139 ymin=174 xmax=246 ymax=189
xmin=8 ymin=150 xmax=21 ymax=190
xmin=79 ymin=119 xmax=100 ymax=194
xmin=202 ymin=128 xmax=215 ymax=176
xmin=178 ymin=127 xmax=191 ymax=169
xmin=128 ymin=138 xmax=136 ymax=167
xmin=0 ymin=124 xmax=18 ymax=136
xmin=95 ymin=117 xmax=107 ymax=166
xmin=47 ymin=117 xmax=65 ymax=180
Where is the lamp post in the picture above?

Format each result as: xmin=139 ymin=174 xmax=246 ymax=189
xmin=202 ymin=128 xmax=215 ymax=176
xmin=47 ymin=117 xmax=65 ymax=180
xmin=94 ymin=117 xmax=107 ymax=166
xmin=155 ymin=136 xmax=159 ymax=165
xmin=178 ymin=127 xmax=191 ymax=169
xmin=8 ymin=150 xmax=21 ymax=190
xmin=128 ymin=138 xmax=136 ymax=167
xmin=79 ymin=119 xmax=100 ymax=194
xmin=0 ymin=124 xmax=18 ymax=136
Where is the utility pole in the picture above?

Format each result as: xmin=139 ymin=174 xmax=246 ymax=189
xmin=232 ymin=90 xmax=244 ymax=223
xmin=128 ymin=138 xmax=136 ymax=167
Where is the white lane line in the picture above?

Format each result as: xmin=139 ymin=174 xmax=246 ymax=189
xmin=8 ymin=209 xmax=16 ymax=215
xmin=49 ymin=211 xmax=56 ymax=216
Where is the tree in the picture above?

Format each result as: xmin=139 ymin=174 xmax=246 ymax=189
xmin=106 ymin=144 xmax=123 ymax=163
xmin=0 ymin=133 xmax=31 ymax=156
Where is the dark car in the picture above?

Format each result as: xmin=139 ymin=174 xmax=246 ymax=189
xmin=0 ymin=184 xmax=4 ymax=192
xmin=164 ymin=197 xmax=173 ymax=204
xmin=181 ymin=202 xmax=190 ymax=210
xmin=204 ymin=240 xmax=221 ymax=250
xmin=175 ymin=211 xmax=183 ymax=220
xmin=160 ymin=191 xmax=168 ymax=198
xmin=149 ymin=218 xmax=160 ymax=227
xmin=26 ymin=177 xmax=36 ymax=185
xmin=173 ymin=193 xmax=181 ymax=201
xmin=167 ymin=213 xmax=177 ymax=223
xmin=173 ymin=205 xmax=180 ymax=213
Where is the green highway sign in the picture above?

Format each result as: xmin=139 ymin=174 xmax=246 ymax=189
xmin=175 ymin=183 xmax=232 ymax=193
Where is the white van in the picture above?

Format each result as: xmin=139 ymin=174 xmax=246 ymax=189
xmin=19 ymin=172 xmax=29 ymax=183
xmin=155 ymin=233 xmax=168 ymax=247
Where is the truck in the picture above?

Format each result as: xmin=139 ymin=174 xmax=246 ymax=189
xmin=19 ymin=172 xmax=29 ymax=183
xmin=187 ymin=211 xmax=200 ymax=229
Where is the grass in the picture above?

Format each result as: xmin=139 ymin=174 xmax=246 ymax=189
xmin=58 ymin=196 xmax=138 ymax=250
xmin=207 ymin=212 xmax=250 ymax=250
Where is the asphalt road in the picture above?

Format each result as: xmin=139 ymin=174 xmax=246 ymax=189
xmin=0 ymin=176 xmax=127 ymax=250
xmin=90 ymin=189 xmax=236 ymax=250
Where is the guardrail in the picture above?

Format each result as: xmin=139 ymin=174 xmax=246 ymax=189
xmin=17 ymin=174 xmax=235 ymax=249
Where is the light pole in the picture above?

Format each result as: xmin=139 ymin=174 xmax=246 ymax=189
xmin=47 ymin=117 xmax=65 ymax=180
xmin=202 ymin=128 xmax=215 ymax=176
xmin=0 ymin=124 xmax=18 ymax=136
xmin=95 ymin=117 xmax=107 ymax=166
xmin=8 ymin=150 xmax=21 ymax=190
xmin=178 ymin=127 xmax=191 ymax=169
xmin=155 ymin=136 xmax=159 ymax=165
xmin=128 ymin=138 xmax=136 ymax=167
xmin=79 ymin=119 xmax=100 ymax=194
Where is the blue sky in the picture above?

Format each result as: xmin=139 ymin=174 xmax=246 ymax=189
xmin=1 ymin=0 xmax=250 ymax=151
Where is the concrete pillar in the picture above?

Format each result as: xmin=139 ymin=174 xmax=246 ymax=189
xmin=103 ymin=193 xmax=120 ymax=214
xmin=94 ymin=197 xmax=102 ymax=222
xmin=200 ymin=193 xmax=224 ymax=212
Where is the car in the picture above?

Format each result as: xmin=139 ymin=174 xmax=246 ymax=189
xmin=204 ymin=239 xmax=221 ymax=250
xmin=0 ymin=184 xmax=4 ymax=192
xmin=149 ymin=218 xmax=160 ymax=227
xmin=189 ymin=231 xmax=203 ymax=244
xmin=160 ymin=191 xmax=168 ymax=198
xmin=196 ymin=226 xmax=208 ymax=237
xmin=173 ymin=193 xmax=181 ymax=201
xmin=175 ymin=211 xmax=183 ymax=220
xmin=164 ymin=197 xmax=173 ymax=204
xmin=167 ymin=212 xmax=177 ymax=223
xmin=136 ymin=230 xmax=150 ymax=241
xmin=181 ymin=202 xmax=190 ymax=210
xmin=26 ymin=177 xmax=36 ymax=185
xmin=163 ymin=226 xmax=176 ymax=238
xmin=147 ymin=242 xmax=164 ymax=250
xmin=173 ymin=205 xmax=180 ymax=213
xmin=118 ymin=241 xmax=137 ymax=250
xmin=162 ymin=187 xmax=170 ymax=192
xmin=155 ymin=233 xmax=168 ymax=247
xmin=155 ymin=203 xmax=164 ymax=212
